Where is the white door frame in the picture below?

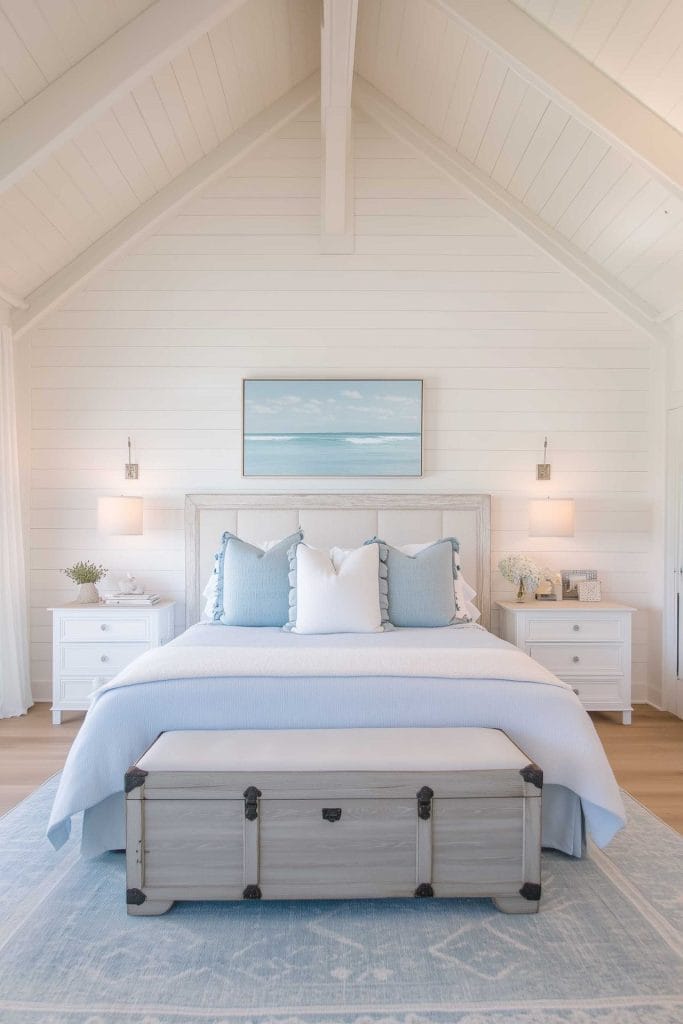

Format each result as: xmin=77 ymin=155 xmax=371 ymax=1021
xmin=663 ymin=406 xmax=683 ymax=717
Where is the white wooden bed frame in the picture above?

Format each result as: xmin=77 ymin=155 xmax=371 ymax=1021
xmin=184 ymin=493 xmax=491 ymax=630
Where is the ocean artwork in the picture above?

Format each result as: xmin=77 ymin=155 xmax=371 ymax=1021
xmin=243 ymin=379 xmax=423 ymax=477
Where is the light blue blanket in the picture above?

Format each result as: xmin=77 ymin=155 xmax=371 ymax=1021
xmin=47 ymin=624 xmax=625 ymax=857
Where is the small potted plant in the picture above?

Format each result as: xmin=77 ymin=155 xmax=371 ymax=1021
xmin=63 ymin=561 xmax=107 ymax=604
xmin=498 ymin=555 xmax=541 ymax=603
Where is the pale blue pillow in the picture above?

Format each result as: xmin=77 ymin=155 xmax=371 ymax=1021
xmin=213 ymin=529 xmax=302 ymax=627
xmin=366 ymin=538 xmax=460 ymax=628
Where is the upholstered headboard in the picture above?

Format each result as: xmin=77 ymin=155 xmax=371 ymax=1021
xmin=184 ymin=494 xmax=491 ymax=630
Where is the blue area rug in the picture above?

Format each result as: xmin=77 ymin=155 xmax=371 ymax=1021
xmin=0 ymin=776 xmax=681 ymax=1024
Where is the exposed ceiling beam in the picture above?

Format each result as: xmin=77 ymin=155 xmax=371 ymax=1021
xmin=354 ymin=77 xmax=663 ymax=342
xmin=320 ymin=0 xmax=358 ymax=253
xmin=14 ymin=76 xmax=319 ymax=339
xmin=0 ymin=0 xmax=249 ymax=196
xmin=429 ymin=0 xmax=683 ymax=202
xmin=0 ymin=283 xmax=27 ymax=310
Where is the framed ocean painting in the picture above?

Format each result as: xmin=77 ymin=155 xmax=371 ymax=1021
xmin=242 ymin=379 xmax=423 ymax=477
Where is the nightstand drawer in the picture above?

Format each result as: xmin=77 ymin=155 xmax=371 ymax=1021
xmin=60 ymin=642 xmax=149 ymax=674
xmin=570 ymin=679 xmax=624 ymax=704
xmin=527 ymin=642 xmax=623 ymax=677
xmin=60 ymin=616 xmax=151 ymax=643
xmin=525 ymin=617 xmax=623 ymax=643
xmin=59 ymin=675 xmax=112 ymax=703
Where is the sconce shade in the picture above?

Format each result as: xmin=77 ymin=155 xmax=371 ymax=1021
xmin=528 ymin=498 xmax=575 ymax=538
xmin=97 ymin=496 xmax=143 ymax=535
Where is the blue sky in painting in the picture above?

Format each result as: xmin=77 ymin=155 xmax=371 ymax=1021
xmin=244 ymin=379 xmax=422 ymax=434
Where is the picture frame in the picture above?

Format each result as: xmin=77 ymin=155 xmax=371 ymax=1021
xmin=242 ymin=379 xmax=423 ymax=478
xmin=561 ymin=569 xmax=598 ymax=600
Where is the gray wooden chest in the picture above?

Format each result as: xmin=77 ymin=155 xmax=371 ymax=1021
xmin=125 ymin=727 xmax=542 ymax=916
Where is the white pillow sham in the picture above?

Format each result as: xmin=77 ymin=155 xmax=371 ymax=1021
xmin=287 ymin=543 xmax=384 ymax=635
xmin=398 ymin=542 xmax=480 ymax=622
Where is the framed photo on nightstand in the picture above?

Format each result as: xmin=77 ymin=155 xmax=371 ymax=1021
xmin=561 ymin=569 xmax=597 ymax=599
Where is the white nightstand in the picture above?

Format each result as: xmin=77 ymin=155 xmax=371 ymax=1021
xmin=496 ymin=600 xmax=636 ymax=725
xmin=49 ymin=600 xmax=176 ymax=724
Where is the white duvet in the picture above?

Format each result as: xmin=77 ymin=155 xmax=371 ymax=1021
xmin=48 ymin=623 xmax=625 ymax=857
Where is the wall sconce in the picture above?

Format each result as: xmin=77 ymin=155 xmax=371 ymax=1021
xmin=528 ymin=498 xmax=575 ymax=538
xmin=125 ymin=436 xmax=139 ymax=480
xmin=97 ymin=496 xmax=144 ymax=535
xmin=536 ymin=436 xmax=551 ymax=480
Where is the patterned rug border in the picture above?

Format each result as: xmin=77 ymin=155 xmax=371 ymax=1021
xmin=3 ymin=994 xmax=683 ymax=1017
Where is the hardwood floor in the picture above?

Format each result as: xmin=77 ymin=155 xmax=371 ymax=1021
xmin=591 ymin=705 xmax=683 ymax=834
xmin=1 ymin=702 xmax=682 ymax=834
xmin=0 ymin=703 xmax=83 ymax=817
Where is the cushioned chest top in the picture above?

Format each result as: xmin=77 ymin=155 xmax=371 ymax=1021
xmin=137 ymin=727 xmax=529 ymax=774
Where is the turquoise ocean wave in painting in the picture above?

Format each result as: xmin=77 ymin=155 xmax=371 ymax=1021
xmin=244 ymin=432 xmax=422 ymax=476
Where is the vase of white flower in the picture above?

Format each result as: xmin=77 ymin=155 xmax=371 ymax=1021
xmin=498 ymin=555 xmax=541 ymax=603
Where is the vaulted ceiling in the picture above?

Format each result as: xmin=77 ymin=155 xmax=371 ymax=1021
xmin=1 ymin=0 xmax=681 ymax=341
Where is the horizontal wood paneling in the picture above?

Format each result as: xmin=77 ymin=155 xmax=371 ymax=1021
xmin=26 ymin=109 xmax=662 ymax=703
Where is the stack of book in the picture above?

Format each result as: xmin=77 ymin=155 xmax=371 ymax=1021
xmin=101 ymin=593 xmax=160 ymax=607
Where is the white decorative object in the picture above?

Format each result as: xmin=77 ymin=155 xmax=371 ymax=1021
xmin=97 ymin=495 xmax=143 ymax=535
xmin=290 ymin=543 xmax=383 ymax=634
xmin=578 ymin=579 xmax=602 ymax=602
xmin=528 ymin=499 xmax=575 ymax=537
xmin=497 ymin=600 xmax=635 ymax=725
xmin=535 ymin=568 xmax=562 ymax=602
xmin=126 ymin=726 xmax=541 ymax=915
xmin=118 ymin=573 xmax=144 ymax=595
xmin=48 ymin=601 xmax=176 ymax=725
xmin=498 ymin=555 xmax=542 ymax=602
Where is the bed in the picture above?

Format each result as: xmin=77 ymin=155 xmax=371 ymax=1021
xmin=47 ymin=493 xmax=625 ymax=858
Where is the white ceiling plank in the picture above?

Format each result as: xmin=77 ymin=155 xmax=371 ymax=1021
xmin=541 ymin=132 xmax=611 ymax=229
xmin=523 ymin=118 xmax=591 ymax=213
xmin=0 ymin=0 xmax=249 ymax=195
xmin=473 ymin=69 xmax=527 ymax=176
xmin=320 ymin=0 xmax=358 ymax=253
xmin=188 ymin=34 xmax=234 ymax=143
xmin=429 ymin=0 xmax=683 ymax=201
xmin=552 ymin=145 xmax=626 ymax=231
xmin=13 ymin=74 xmax=319 ymax=338
xmin=354 ymin=76 xmax=662 ymax=341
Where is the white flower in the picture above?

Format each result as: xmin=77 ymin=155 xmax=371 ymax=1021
xmin=498 ymin=554 xmax=541 ymax=590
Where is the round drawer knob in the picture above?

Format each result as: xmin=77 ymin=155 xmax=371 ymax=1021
xmin=100 ymin=654 xmax=109 ymax=663
xmin=100 ymin=623 xmax=108 ymax=631
xmin=572 ymin=655 xmax=580 ymax=663
xmin=573 ymin=624 xmax=580 ymax=632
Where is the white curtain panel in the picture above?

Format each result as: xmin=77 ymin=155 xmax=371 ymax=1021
xmin=0 ymin=322 xmax=32 ymax=717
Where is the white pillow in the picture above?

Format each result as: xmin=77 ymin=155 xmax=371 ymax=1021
xmin=289 ymin=543 xmax=383 ymax=635
xmin=398 ymin=542 xmax=480 ymax=622
xmin=202 ymin=538 xmax=283 ymax=620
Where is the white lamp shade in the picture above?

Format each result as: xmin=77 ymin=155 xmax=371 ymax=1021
xmin=528 ymin=498 xmax=575 ymax=538
xmin=97 ymin=496 xmax=143 ymax=535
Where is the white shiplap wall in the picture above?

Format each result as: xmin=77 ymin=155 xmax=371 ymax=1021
xmin=26 ymin=105 xmax=663 ymax=703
